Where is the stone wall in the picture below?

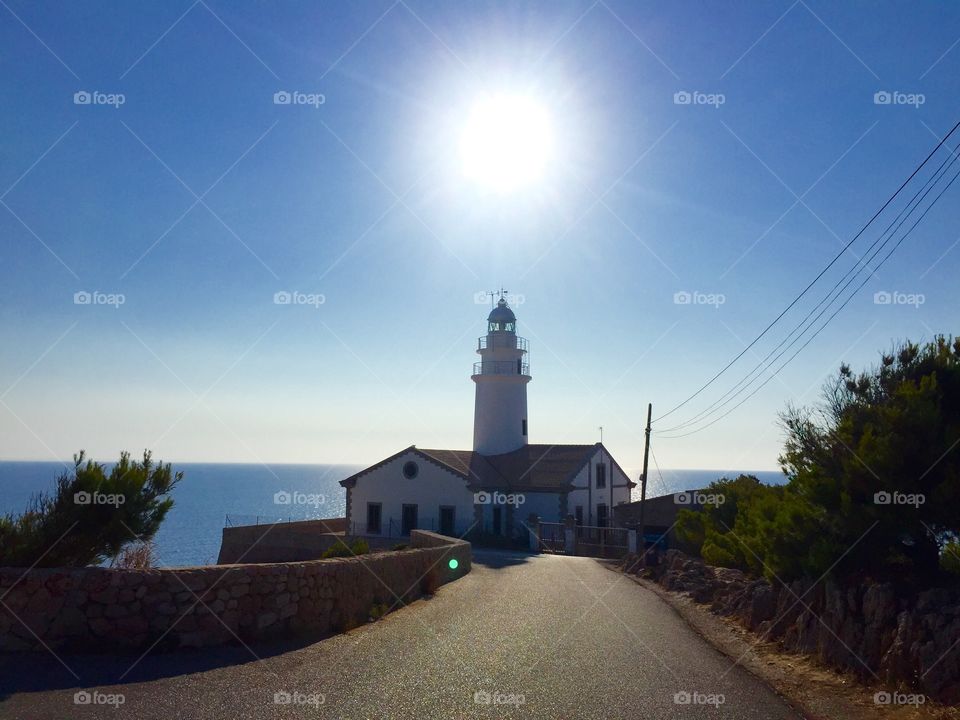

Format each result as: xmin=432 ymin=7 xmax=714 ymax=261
xmin=216 ymin=517 xmax=396 ymax=564
xmin=0 ymin=530 xmax=470 ymax=653
xmin=623 ymin=549 xmax=960 ymax=704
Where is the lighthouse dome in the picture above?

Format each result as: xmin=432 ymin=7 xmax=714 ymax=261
xmin=487 ymin=298 xmax=516 ymax=331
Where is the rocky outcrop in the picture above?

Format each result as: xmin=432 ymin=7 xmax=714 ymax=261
xmin=0 ymin=530 xmax=470 ymax=653
xmin=621 ymin=550 xmax=960 ymax=704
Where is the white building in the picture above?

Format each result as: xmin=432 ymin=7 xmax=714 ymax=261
xmin=340 ymin=295 xmax=635 ymax=541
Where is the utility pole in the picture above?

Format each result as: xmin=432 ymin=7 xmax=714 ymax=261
xmin=638 ymin=403 xmax=652 ymax=561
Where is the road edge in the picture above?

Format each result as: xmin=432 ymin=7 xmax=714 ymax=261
xmin=602 ymin=562 xmax=927 ymax=720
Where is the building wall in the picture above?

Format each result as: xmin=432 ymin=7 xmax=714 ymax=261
xmin=475 ymin=490 xmax=559 ymax=539
xmin=567 ymin=448 xmax=633 ymax=527
xmin=347 ymin=450 xmax=476 ymax=537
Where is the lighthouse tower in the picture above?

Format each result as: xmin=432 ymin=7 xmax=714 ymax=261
xmin=472 ymin=293 xmax=531 ymax=455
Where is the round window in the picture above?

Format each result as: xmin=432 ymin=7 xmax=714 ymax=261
xmin=402 ymin=461 xmax=419 ymax=479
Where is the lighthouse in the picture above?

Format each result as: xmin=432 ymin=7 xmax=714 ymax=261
xmin=340 ymin=289 xmax=637 ymax=541
xmin=472 ymin=293 xmax=531 ymax=455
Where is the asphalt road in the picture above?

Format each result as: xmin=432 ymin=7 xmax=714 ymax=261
xmin=0 ymin=551 xmax=802 ymax=719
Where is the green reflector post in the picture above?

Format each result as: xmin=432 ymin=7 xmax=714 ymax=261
xmin=448 ymin=558 xmax=459 ymax=570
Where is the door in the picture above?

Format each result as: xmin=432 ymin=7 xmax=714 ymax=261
xmin=596 ymin=503 xmax=608 ymax=528
xmin=366 ymin=503 xmax=382 ymax=534
xmin=401 ymin=504 xmax=418 ymax=535
xmin=492 ymin=506 xmax=502 ymax=535
xmin=439 ymin=506 xmax=455 ymax=536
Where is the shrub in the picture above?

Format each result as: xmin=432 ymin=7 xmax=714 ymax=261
xmin=322 ymin=541 xmax=351 ymax=558
xmin=391 ymin=542 xmax=408 ymax=551
xmin=0 ymin=450 xmax=180 ymax=568
xmin=942 ymin=541 xmax=960 ymax=577
xmin=321 ymin=537 xmax=370 ymax=558
xmin=350 ymin=538 xmax=369 ymax=555
xmin=675 ymin=337 xmax=960 ymax=587
xmin=111 ymin=540 xmax=157 ymax=569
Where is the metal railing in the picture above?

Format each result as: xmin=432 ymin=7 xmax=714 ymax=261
xmin=348 ymin=517 xmax=468 ymax=538
xmin=478 ymin=335 xmax=528 ymax=352
xmin=472 ymin=360 xmax=530 ymax=376
xmin=225 ymin=514 xmax=300 ymax=527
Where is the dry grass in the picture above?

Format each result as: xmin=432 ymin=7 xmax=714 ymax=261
xmin=111 ymin=541 xmax=157 ymax=570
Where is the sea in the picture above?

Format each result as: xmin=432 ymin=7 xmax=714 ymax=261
xmin=0 ymin=462 xmax=785 ymax=567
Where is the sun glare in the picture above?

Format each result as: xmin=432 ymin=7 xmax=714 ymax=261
xmin=460 ymin=94 xmax=553 ymax=193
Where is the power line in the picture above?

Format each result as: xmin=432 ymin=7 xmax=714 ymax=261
xmin=658 ymin=145 xmax=960 ymax=434
xmin=654 ymin=119 xmax=960 ymax=425
xmin=657 ymin=158 xmax=960 ymax=439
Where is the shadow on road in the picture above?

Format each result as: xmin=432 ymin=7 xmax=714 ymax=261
xmin=0 ymin=632 xmax=325 ymax=700
xmin=0 ymin=551 xmax=534 ymax=700
xmin=470 ymin=548 xmax=538 ymax=569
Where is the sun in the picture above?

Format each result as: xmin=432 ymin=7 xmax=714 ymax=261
xmin=459 ymin=94 xmax=553 ymax=193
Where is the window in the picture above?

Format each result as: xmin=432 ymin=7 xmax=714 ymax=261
xmin=402 ymin=460 xmax=419 ymax=479
xmin=575 ymin=506 xmax=583 ymax=526
xmin=517 ymin=358 xmax=522 ymax=374
xmin=366 ymin=503 xmax=382 ymax=534
xmin=596 ymin=463 xmax=607 ymax=489
xmin=492 ymin=506 xmax=503 ymax=535
xmin=522 ymin=419 xmax=528 ymax=436
xmin=401 ymin=504 xmax=418 ymax=535
xmin=596 ymin=503 xmax=608 ymax=528
xmin=439 ymin=506 xmax=455 ymax=536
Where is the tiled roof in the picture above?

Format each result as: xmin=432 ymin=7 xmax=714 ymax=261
xmin=420 ymin=444 xmax=602 ymax=492
xmin=340 ymin=443 xmax=635 ymax=492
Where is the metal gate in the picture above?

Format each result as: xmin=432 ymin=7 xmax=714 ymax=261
xmin=537 ymin=522 xmax=566 ymax=553
xmin=534 ymin=523 xmax=630 ymax=558
xmin=575 ymin=525 xmax=629 ymax=558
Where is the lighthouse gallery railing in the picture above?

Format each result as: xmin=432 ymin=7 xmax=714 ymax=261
xmin=477 ymin=335 xmax=529 ymax=352
xmin=473 ymin=360 xmax=530 ymax=376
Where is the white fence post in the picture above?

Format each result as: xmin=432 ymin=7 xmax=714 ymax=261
xmin=627 ymin=529 xmax=637 ymax=554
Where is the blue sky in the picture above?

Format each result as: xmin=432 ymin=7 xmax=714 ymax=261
xmin=1 ymin=0 xmax=958 ymax=475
